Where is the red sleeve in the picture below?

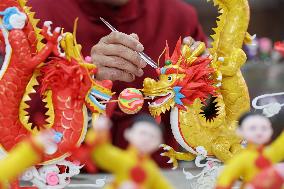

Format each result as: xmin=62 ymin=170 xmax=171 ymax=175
xmin=27 ymin=0 xmax=77 ymax=32
xmin=191 ymin=22 xmax=207 ymax=43
xmin=177 ymin=1 xmax=207 ymax=43
xmin=153 ymin=0 xmax=207 ymax=44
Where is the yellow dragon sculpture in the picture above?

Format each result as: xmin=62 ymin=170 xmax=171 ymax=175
xmin=142 ymin=0 xmax=252 ymax=168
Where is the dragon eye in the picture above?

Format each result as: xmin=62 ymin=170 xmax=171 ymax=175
xmin=165 ymin=60 xmax=172 ymax=66
xmin=168 ymin=76 xmax=173 ymax=81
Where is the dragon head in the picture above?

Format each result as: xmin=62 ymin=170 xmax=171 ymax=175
xmin=19 ymin=30 xmax=113 ymax=133
xmin=142 ymin=38 xmax=217 ymax=118
xmin=40 ymin=58 xmax=113 ymax=115
xmin=58 ymin=27 xmax=114 ymax=115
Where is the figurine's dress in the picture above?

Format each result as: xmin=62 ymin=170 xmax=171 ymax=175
xmin=86 ymin=130 xmax=173 ymax=189
xmin=216 ymin=132 xmax=284 ymax=189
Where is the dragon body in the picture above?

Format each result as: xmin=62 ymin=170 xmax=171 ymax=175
xmin=0 ymin=0 xmax=113 ymax=166
xmin=143 ymin=0 xmax=251 ymax=168
xmin=0 ymin=5 xmax=62 ymax=155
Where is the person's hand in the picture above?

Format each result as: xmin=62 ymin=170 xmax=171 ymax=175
xmin=91 ymin=32 xmax=147 ymax=82
xmin=183 ymin=36 xmax=209 ymax=57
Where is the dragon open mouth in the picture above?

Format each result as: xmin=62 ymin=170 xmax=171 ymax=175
xmin=148 ymin=92 xmax=174 ymax=107
xmin=145 ymin=92 xmax=175 ymax=117
xmin=85 ymin=83 xmax=113 ymax=114
xmin=89 ymin=90 xmax=111 ymax=110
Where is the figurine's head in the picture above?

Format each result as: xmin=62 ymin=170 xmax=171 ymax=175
xmin=124 ymin=114 xmax=163 ymax=155
xmin=237 ymin=112 xmax=273 ymax=145
xmin=0 ymin=7 xmax=27 ymax=30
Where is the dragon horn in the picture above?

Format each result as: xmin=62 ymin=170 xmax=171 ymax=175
xmin=165 ymin=40 xmax=170 ymax=61
xmin=171 ymin=37 xmax=182 ymax=65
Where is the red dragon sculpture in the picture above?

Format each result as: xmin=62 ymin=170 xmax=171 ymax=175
xmin=0 ymin=0 xmax=113 ymax=169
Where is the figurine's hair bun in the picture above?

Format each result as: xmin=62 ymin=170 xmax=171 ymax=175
xmin=238 ymin=112 xmax=269 ymax=127
xmin=132 ymin=113 xmax=164 ymax=132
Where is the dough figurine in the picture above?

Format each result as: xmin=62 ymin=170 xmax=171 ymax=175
xmin=215 ymin=112 xmax=284 ymax=189
xmin=0 ymin=131 xmax=57 ymax=189
xmin=245 ymin=163 xmax=284 ymax=189
xmin=142 ymin=0 xmax=252 ymax=167
xmin=85 ymin=115 xmax=174 ymax=189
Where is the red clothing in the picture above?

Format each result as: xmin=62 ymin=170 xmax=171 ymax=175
xmin=28 ymin=0 xmax=206 ymax=167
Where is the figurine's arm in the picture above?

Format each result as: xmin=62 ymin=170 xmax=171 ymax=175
xmin=264 ymin=131 xmax=284 ymax=163
xmin=150 ymin=163 xmax=174 ymax=189
xmin=215 ymin=152 xmax=246 ymax=189
xmin=0 ymin=139 xmax=43 ymax=183
xmin=85 ymin=130 xmax=127 ymax=174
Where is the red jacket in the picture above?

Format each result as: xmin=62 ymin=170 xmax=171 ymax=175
xmin=28 ymin=0 xmax=206 ymax=168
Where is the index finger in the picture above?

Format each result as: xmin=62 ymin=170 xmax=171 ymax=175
xmin=100 ymin=31 xmax=144 ymax=52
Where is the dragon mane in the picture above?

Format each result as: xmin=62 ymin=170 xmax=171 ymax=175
xmin=178 ymin=58 xmax=216 ymax=106
xmin=163 ymin=38 xmax=217 ymax=108
xmin=40 ymin=58 xmax=92 ymax=100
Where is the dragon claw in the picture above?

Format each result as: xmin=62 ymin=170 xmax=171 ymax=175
xmin=167 ymin=158 xmax=174 ymax=164
xmin=160 ymin=144 xmax=179 ymax=169
xmin=164 ymin=146 xmax=172 ymax=151
xmin=56 ymin=35 xmax=65 ymax=58
xmin=42 ymin=21 xmax=53 ymax=37
xmin=172 ymin=166 xmax=178 ymax=170
xmin=54 ymin=27 xmax=61 ymax=33
xmin=160 ymin=144 xmax=172 ymax=151
xmin=41 ymin=23 xmax=65 ymax=57
xmin=41 ymin=21 xmax=62 ymax=44
xmin=160 ymin=152 xmax=166 ymax=157
xmin=43 ymin=21 xmax=52 ymax=27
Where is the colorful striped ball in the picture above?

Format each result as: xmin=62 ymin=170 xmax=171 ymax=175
xmin=118 ymin=88 xmax=144 ymax=114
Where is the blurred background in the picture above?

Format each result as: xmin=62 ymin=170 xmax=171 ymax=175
xmin=186 ymin=0 xmax=284 ymax=41
xmin=185 ymin=0 xmax=284 ymax=137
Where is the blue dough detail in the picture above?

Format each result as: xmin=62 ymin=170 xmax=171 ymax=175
xmin=0 ymin=7 xmax=24 ymax=31
xmin=173 ymin=86 xmax=185 ymax=105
